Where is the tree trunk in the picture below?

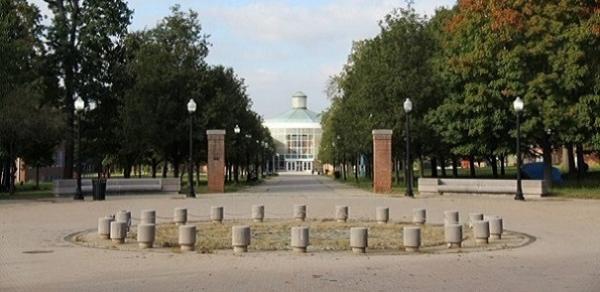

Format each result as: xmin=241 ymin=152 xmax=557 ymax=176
xmin=1 ymin=159 xmax=11 ymax=193
xmin=151 ymin=158 xmax=158 ymax=178
xmin=354 ymin=156 xmax=360 ymax=183
xmin=9 ymin=159 xmax=16 ymax=195
xmin=342 ymin=157 xmax=347 ymax=181
xmin=431 ymin=157 xmax=438 ymax=178
xmin=500 ymin=155 xmax=505 ymax=176
xmin=234 ymin=162 xmax=239 ymax=183
xmin=440 ymin=156 xmax=447 ymax=177
xmin=35 ymin=165 xmax=40 ymax=190
xmin=542 ymin=135 xmax=553 ymax=187
xmin=394 ymin=157 xmax=400 ymax=184
xmin=490 ymin=156 xmax=498 ymax=178
xmin=451 ymin=156 xmax=458 ymax=177
xmin=173 ymin=159 xmax=180 ymax=178
xmin=569 ymin=144 xmax=578 ymax=175
xmin=196 ymin=163 xmax=201 ymax=186
xmin=162 ymin=160 xmax=168 ymax=178
xmin=123 ymin=162 xmax=132 ymax=178
xmin=576 ymin=144 xmax=585 ymax=177
xmin=469 ymin=156 xmax=476 ymax=178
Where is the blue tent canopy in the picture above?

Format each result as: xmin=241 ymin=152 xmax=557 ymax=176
xmin=521 ymin=162 xmax=563 ymax=184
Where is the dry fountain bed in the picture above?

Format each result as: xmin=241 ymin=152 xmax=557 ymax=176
xmin=69 ymin=219 xmax=532 ymax=255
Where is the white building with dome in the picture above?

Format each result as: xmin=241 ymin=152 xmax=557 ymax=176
xmin=263 ymin=92 xmax=322 ymax=172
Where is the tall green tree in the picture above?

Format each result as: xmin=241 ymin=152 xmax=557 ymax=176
xmin=435 ymin=0 xmax=600 ymax=184
xmin=44 ymin=0 xmax=132 ymax=178
xmin=0 ymin=0 xmax=63 ymax=193
xmin=320 ymin=6 xmax=442 ymax=180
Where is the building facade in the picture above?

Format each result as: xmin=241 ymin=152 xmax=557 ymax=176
xmin=263 ymin=92 xmax=322 ymax=172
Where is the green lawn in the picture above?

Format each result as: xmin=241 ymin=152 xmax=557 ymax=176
xmin=0 ymin=182 xmax=54 ymax=200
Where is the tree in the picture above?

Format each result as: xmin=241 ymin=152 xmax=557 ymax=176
xmin=320 ymin=6 xmax=442 ymax=181
xmin=44 ymin=0 xmax=132 ymax=179
xmin=436 ymin=0 xmax=600 ymax=185
xmin=121 ymin=5 xmax=209 ymax=178
xmin=0 ymin=0 xmax=64 ymax=193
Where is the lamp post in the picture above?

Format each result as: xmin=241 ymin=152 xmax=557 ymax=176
xmin=187 ymin=98 xmax=197 ymax=198
xmin=234 ymin=125 xmax=240 ymax=183
xmin=73 ymin=96 xmax=85 ymax=200
xmin=513 ymin=96 xmax=525 ymax=201
xmin=331 ymin=141 xmax=336 ymax=175
xmin=404 ymin=98 xmax=414 ymax=198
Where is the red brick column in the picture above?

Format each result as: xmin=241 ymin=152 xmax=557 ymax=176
xmin=372 ymin=129 xmax=393 ymax=193
xmin=207 ymin=130 xmax=226 ymax=193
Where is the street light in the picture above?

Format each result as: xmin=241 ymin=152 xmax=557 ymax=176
xmin=233 ymin=125 xmax=241 ymax=182
xmin=513 ymin=96 xmax=525 ymax=201
xmin=187 ymin=98 xmax=197 ymax=198
xmin=74 ymin=96 xmax=85 ymax=200
xmin=403 ymin=98 xmax=414 ymax=198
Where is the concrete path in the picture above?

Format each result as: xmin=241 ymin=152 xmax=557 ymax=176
xmin=1 ymin=174 xmax=600 ymax=292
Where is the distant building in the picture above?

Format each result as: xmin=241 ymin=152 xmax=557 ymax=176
xmin=263 ymin=92 xmax=322 ymax=172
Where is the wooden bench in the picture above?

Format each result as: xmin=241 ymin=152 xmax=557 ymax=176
xmin=418 ymin=178 xmax=548 ymax=198
xmin=53 ymin=178 xmax=181 ymax=197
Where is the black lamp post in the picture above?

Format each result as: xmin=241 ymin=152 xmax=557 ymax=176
xmin=513 ymin=96 xmax=525 ymax=201
xmin=234 ymin=125 xmax=240 ymax=183
xmin=73 ymin=96 xmax=85 ymax=200
xmin=187 ymin=98 xmax=197 ymax=198
xmin=404 ymin=98 xmax=414 ymax=198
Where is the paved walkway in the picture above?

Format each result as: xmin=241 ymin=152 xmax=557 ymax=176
xmin=1 ymin=174 xmax=600 ymax=291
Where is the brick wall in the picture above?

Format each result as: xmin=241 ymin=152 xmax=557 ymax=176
xmin=207 ymin=130 xmax=226 ymax=193
xmin=372 ymin=129 xmax=392 ymax=193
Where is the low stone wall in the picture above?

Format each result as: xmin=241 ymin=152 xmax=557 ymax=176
xmin=53 ymin=178 xmax=181 ymax=197
xmin=418 ymin=178 xmax=548 ymax=198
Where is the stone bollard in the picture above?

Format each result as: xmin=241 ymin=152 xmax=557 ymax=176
xmin=413 ymin=208 xmax=426 ymax=225
xmin=173 ymin=208 xmax=187 ymax=225
xmin=336 ymin=206 xmax=349 ymax=223
xmin=252 ymin=205 xmax=264 ymax=222
xmin=469 ymin=213 xmax=484 ymax=228
xmin=178 ymin=225 xmax=197 ymax=251
xmin=211 ymin=206 xmax=224 ymax=223
xmin=293 ymin=204 xmax=307 ymax=222
xmin=137 ymin=224 xmax=155 ymax=249
xmin=376 ymin=207 xmax=389 ymax=224
xmin=141 ymin=209 xmax=156 ymax=225
xmin=444 ymin=224 xmax=463 ymax=248
xmin=444 ymin=210 xmax=459 ymax=226
xmin=489 ymin=217 xmax=503 ymax=240
xmin=403 ymin=227 xmax=421 ymax=252
xmin=116 ymin=210 xmax=131 ymax=232
xmin=350 ymin=227 xmax=368 ymax=253
xmin=232 ymin=225 xmax=251 ymax=253
xmin=290 ymin=226 xmax=309 ymax=253
xmin=473 ymin=220 xmax=490 ymax=244
xmin=98 ymin=217 xmax=112 ymax=239
xmin=110 ymin=221 xmax=127 ymax=244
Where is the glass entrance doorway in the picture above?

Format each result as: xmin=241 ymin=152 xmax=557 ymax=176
xmin=285 ymin=161 xmax=312 ymax=172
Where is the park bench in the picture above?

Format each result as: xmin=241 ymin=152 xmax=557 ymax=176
xmin=53 ymin=178 xmax=180 ymax=197
xmin=418 ymin=178 xmax=548 ymax=198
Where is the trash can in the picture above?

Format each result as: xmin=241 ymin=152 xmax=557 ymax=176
xmin=92 ymin=178 xmax=107 ymax=201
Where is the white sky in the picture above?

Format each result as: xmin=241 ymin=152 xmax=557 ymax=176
xmin=30 ymin=0 xmax=456 ymax=118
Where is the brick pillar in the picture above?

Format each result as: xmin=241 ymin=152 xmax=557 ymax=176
xmin=372 ymin=129 xmax=393 ymax=193
xmin=207 ymin=130 xmax=226 ymax=193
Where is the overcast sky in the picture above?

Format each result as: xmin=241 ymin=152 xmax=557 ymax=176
xmin=31 ymin=0 xmax=456 ymax=119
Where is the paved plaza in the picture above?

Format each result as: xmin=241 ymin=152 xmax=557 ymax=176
xmin=1 ymin=174 xmax=600 ymax=291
